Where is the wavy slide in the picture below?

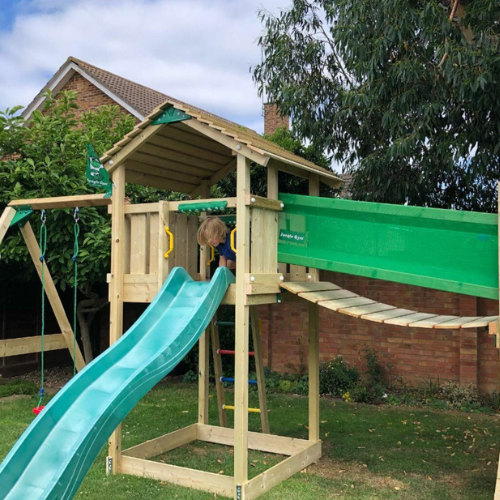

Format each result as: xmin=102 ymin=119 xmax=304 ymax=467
xmin=0 ymin=266 xmax=235 ymax=500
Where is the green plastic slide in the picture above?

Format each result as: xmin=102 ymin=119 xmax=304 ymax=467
xmin=0 ymin=266 xmax=235 ymax=500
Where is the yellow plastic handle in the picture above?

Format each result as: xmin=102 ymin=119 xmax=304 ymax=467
xmin=206 ymin=245 xmax=215 ymax=266
xmin=164 ymin=227 xmax=174 ymax=259
xmin=230 ymin=227 xmax=237 ymax=254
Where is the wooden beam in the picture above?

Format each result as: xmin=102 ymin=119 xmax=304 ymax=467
xmin=0 ymin=334 xmax=66 ymax=357
xmin=198 ymin=182 xmax=210 ymax=425
xmin=0 ymin=207 xmax=16 ymax=246
xmin=189 ymin=158 xmax=237 ymax=199
xmin=246 ymin=195 xmax=283 ymax=211
xmin=308 ymin=174 xmax=320 ymax=282
xmin=122 ymin=424 xmax=197 ymax=459
xmin=19 ymin=223 xmax=85 ymax=371
xmin=210 ymin=320 xmax=228 ymax=427
xmin=246 ymin=441 xmax=322 ymax=500
xmin=120 ymin=456 xmax=234 ymax=498
xmin=183 ymin=119 xmax=269 ymax=167
xmin=9 ymin=194 xmax=111 ymax=210
xmin=250 ymin=308 xmax=270 ymax=434
xmin=308 ymin=302 xmax=320 ymax=442
xmin=108 ymin=163 xmax=126 ymax=474
xmin=197 ymin=424 xmax=311 ymax=455
xmin=234 ymin=153 xmax=251 ymax=492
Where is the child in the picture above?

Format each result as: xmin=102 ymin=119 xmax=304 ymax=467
xmin=197 ymin=217 xmax=236 ymax=270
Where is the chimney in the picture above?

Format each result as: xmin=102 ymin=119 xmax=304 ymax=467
xmin=263 ymin=103 xmax=289 ymax=136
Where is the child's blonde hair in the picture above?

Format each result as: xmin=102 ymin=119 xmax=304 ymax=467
xmin=197 ymin=217 xmax=227 ymax=246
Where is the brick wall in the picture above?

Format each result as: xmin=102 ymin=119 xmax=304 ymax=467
xmin=57 ymin=73 xmax=139 ymax=123
xmin=263 ymin=103 xmax=289 ymax=135
xmin=258 ymin=272 xmax=499 ymax=393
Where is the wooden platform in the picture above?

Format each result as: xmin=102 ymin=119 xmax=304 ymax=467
xmin=280 ymin=282 xmax=499 ymax=329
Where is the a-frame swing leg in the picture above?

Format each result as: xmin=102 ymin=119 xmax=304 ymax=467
xmin=19 ymin=222 xmax=85 ymax=371
xmin=0 ymin=207 xmax=16 ymax=246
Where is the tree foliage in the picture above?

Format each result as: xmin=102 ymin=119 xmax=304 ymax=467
xmin=0 ymin=91 xmax=136 ymax=361
xmin=253 ymin=0 xmax=500 ymax=211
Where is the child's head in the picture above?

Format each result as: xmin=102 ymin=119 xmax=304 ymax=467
xmin=197 ymin=217 xmax=227 ymax=247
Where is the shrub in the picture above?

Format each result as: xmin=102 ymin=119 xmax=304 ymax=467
xmin=319 ymin=356 xmax=359 ymax=397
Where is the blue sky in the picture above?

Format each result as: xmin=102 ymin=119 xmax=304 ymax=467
xmin=0 ymin=0 xmax=288 ymax=134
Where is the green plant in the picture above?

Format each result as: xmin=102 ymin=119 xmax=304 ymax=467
xmin=440 ymin=382 xmax=481 ymax=411
xmin=0 ymin=379 xmax=37 ymax=398
xmin=319 ymin=356 xmax=359 ymax=397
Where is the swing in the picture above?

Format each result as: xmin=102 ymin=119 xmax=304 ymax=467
xmin=33 ymin=208 xmax=80 ymax=415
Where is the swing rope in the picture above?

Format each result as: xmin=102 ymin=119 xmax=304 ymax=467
xmin=36 ymin=210 xmax=47 ymax=410
xmin=72 ymin=208 xmax=80 ymax=376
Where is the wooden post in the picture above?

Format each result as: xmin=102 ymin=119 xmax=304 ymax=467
xmin=108 ymin=164 xmax=126 ymax=474
xmin=19 ymin=223 xmax=85 ymax=371
xmin=308 ymin=174 xmax=320 ymax=282
xmin=158 ymin=201 xmax=171 ymax=289
xmin=210 ymin=318 xmax=228 ymax=427
xmin=0 ymin=207 xmax=16 ymax=246
xmin=308 ymin=302 xmax=320 ymax=442
xmin=198 ymin=183 xmax=211 ymax=425
xmin=267 ymin=162 xmax=285 ymax=279
xmin=250 ymin=307 xmax=270 ymax=434
xmin=234 ymin=154 xmax=251 ymax=497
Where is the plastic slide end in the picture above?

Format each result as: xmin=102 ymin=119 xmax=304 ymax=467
xmin=32 ymin=406 xmax=45 ymax=415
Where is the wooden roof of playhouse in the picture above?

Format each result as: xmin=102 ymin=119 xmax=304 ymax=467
xmin=102 ymin=99 xmax=343 ymax=197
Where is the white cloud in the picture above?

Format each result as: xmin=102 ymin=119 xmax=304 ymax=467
xmin=0 ymin=0 xmax=288 ymax=132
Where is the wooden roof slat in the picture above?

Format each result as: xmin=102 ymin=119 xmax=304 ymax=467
xmin=148 ymin=133 xmax=231 ymax=165
xmin=132 ymin=150 xmax=219 ymax=174
xmin=125 ymin=170 xmax=196 ymax=193
xmin=126 ymin=161 xmax=203 ymax=186
xmin=189 ymin=158 xmax=236 ymax=198
xmin=160 ymin=125 xmax=229 ymax=155
xmin=130 ymin=153 xmax=215 ymax=178
xmin=280 ymin=282 xmax=340 ymax=294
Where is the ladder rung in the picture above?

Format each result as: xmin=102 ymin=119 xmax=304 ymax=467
xmin=218 ymin=349 xmax=255 ymax=356
xmin=222 ymin=404 xmax=260 ymax=413
xmin=220 ymin=377 xmax=257 ymax=385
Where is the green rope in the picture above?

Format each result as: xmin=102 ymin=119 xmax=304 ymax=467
xmin=37 ymin=210 xmax=47 ymax=409
xmin=72 ymin=208 xmax=80 ymax=376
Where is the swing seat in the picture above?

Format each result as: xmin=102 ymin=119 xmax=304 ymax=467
xmin=32 ymin=406 xmax=45 ymax=415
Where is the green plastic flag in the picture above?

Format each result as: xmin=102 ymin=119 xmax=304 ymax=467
xmin=86 ymin=144 xmax=113 ymax=197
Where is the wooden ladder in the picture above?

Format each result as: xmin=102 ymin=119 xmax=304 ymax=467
xmin=210 ymin=306 xmax=270 ymax=433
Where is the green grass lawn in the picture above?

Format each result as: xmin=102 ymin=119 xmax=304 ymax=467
xmin=0 ymin=379 xmax=498 ymax=499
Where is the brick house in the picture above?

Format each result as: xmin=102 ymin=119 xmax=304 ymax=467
xmin=3 ymin=57 xmax=499 ymax=393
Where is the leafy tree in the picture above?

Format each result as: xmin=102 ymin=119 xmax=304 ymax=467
xmin=0 ymin=91 xmax=136 ymax=362
xmin=253 ymin=0 xmax=500 ymax=211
